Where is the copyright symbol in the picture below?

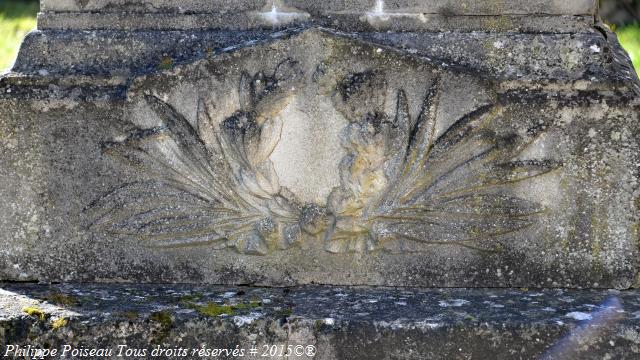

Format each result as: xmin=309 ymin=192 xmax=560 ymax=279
xmin=294 ymin=345 xmax=304 ymax=356
xmin=305 ymin=345 xmax=316 ymax=356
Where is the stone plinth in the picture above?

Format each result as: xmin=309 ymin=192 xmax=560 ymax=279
xmin=37 ymin=0 xmax=598 ymax=32
xmin=1 ymin=284 xmax=639 ymax=359
xmin=0 ymin=0 xmax=639 ymax=289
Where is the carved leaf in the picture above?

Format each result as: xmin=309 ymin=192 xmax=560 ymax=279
xmin=87 ymin=63 xmax=303 ymax=254
xmin=326 ymin=75 xmax=561 ymax=253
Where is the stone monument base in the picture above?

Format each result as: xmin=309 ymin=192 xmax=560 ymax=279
xmin=1 ymin=284 xmax=638 ymax=359
xmin=1 ymin=0 xmax=639 ymax=358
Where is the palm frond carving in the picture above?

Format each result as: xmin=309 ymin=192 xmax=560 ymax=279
xmin=325 ymin=72 xmax=561 ymax=253
xmin=87 ymin=60 xmax=305 ymax=255
xmin=87 ymin=65 xmax=561 ymax=255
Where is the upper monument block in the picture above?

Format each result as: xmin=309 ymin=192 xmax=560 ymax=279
xmin=0 ymin=0 xmax=636 ymax=288
xmin=40 ymin=0 xmax=598 ymax=15
xmin=38 ymin=0 xmax=599 ymax=32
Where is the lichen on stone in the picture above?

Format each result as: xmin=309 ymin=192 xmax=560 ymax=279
xmin=51 ymin=317 xmax=68 ymax=330
xmin=23 ymin=306 xmax=45 ymax=321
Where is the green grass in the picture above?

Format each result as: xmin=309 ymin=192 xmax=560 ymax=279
xmin=616 ymin=24 xmax=640 ymax=76
xmin=0 ymin=0 xmax=38 ymax=72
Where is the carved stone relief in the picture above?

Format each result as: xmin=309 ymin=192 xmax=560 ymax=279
xmin=87 ymin=52 xmax=561 ymax=256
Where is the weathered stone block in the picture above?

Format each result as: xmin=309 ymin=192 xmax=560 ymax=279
xmin=0 ymin=1 xmax=638 ymax=289
xmin=1 ymin=285 xmax=639 ymax=359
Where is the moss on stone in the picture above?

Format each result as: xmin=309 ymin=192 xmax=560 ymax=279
xmin=464 ymin=314 xmax=477 ymax=321
xmin=236 ymin=299 xmax=262 ymax=310
xmin=149 ymin=311 xmax=173 ymax=328
xmin=149 ymin=311 xmax=173 ymax=343
xmin=179 ymin=293 xmax=204 ymax=302
xmin=45 ymin=293 xmax=77 ymax=307
xmin=192 ymin=303 xmax=236 ymax=317
xmin=158 ymin=56 xmax=173 ymax=70
xmin=117 ymin=311 xmax=140 ymax=320
xmin=184 ymin=299 xmax=262 ymax=318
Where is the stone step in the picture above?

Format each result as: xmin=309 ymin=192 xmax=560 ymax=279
xmin=1 ymin=284 xmax=638 ymax=359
